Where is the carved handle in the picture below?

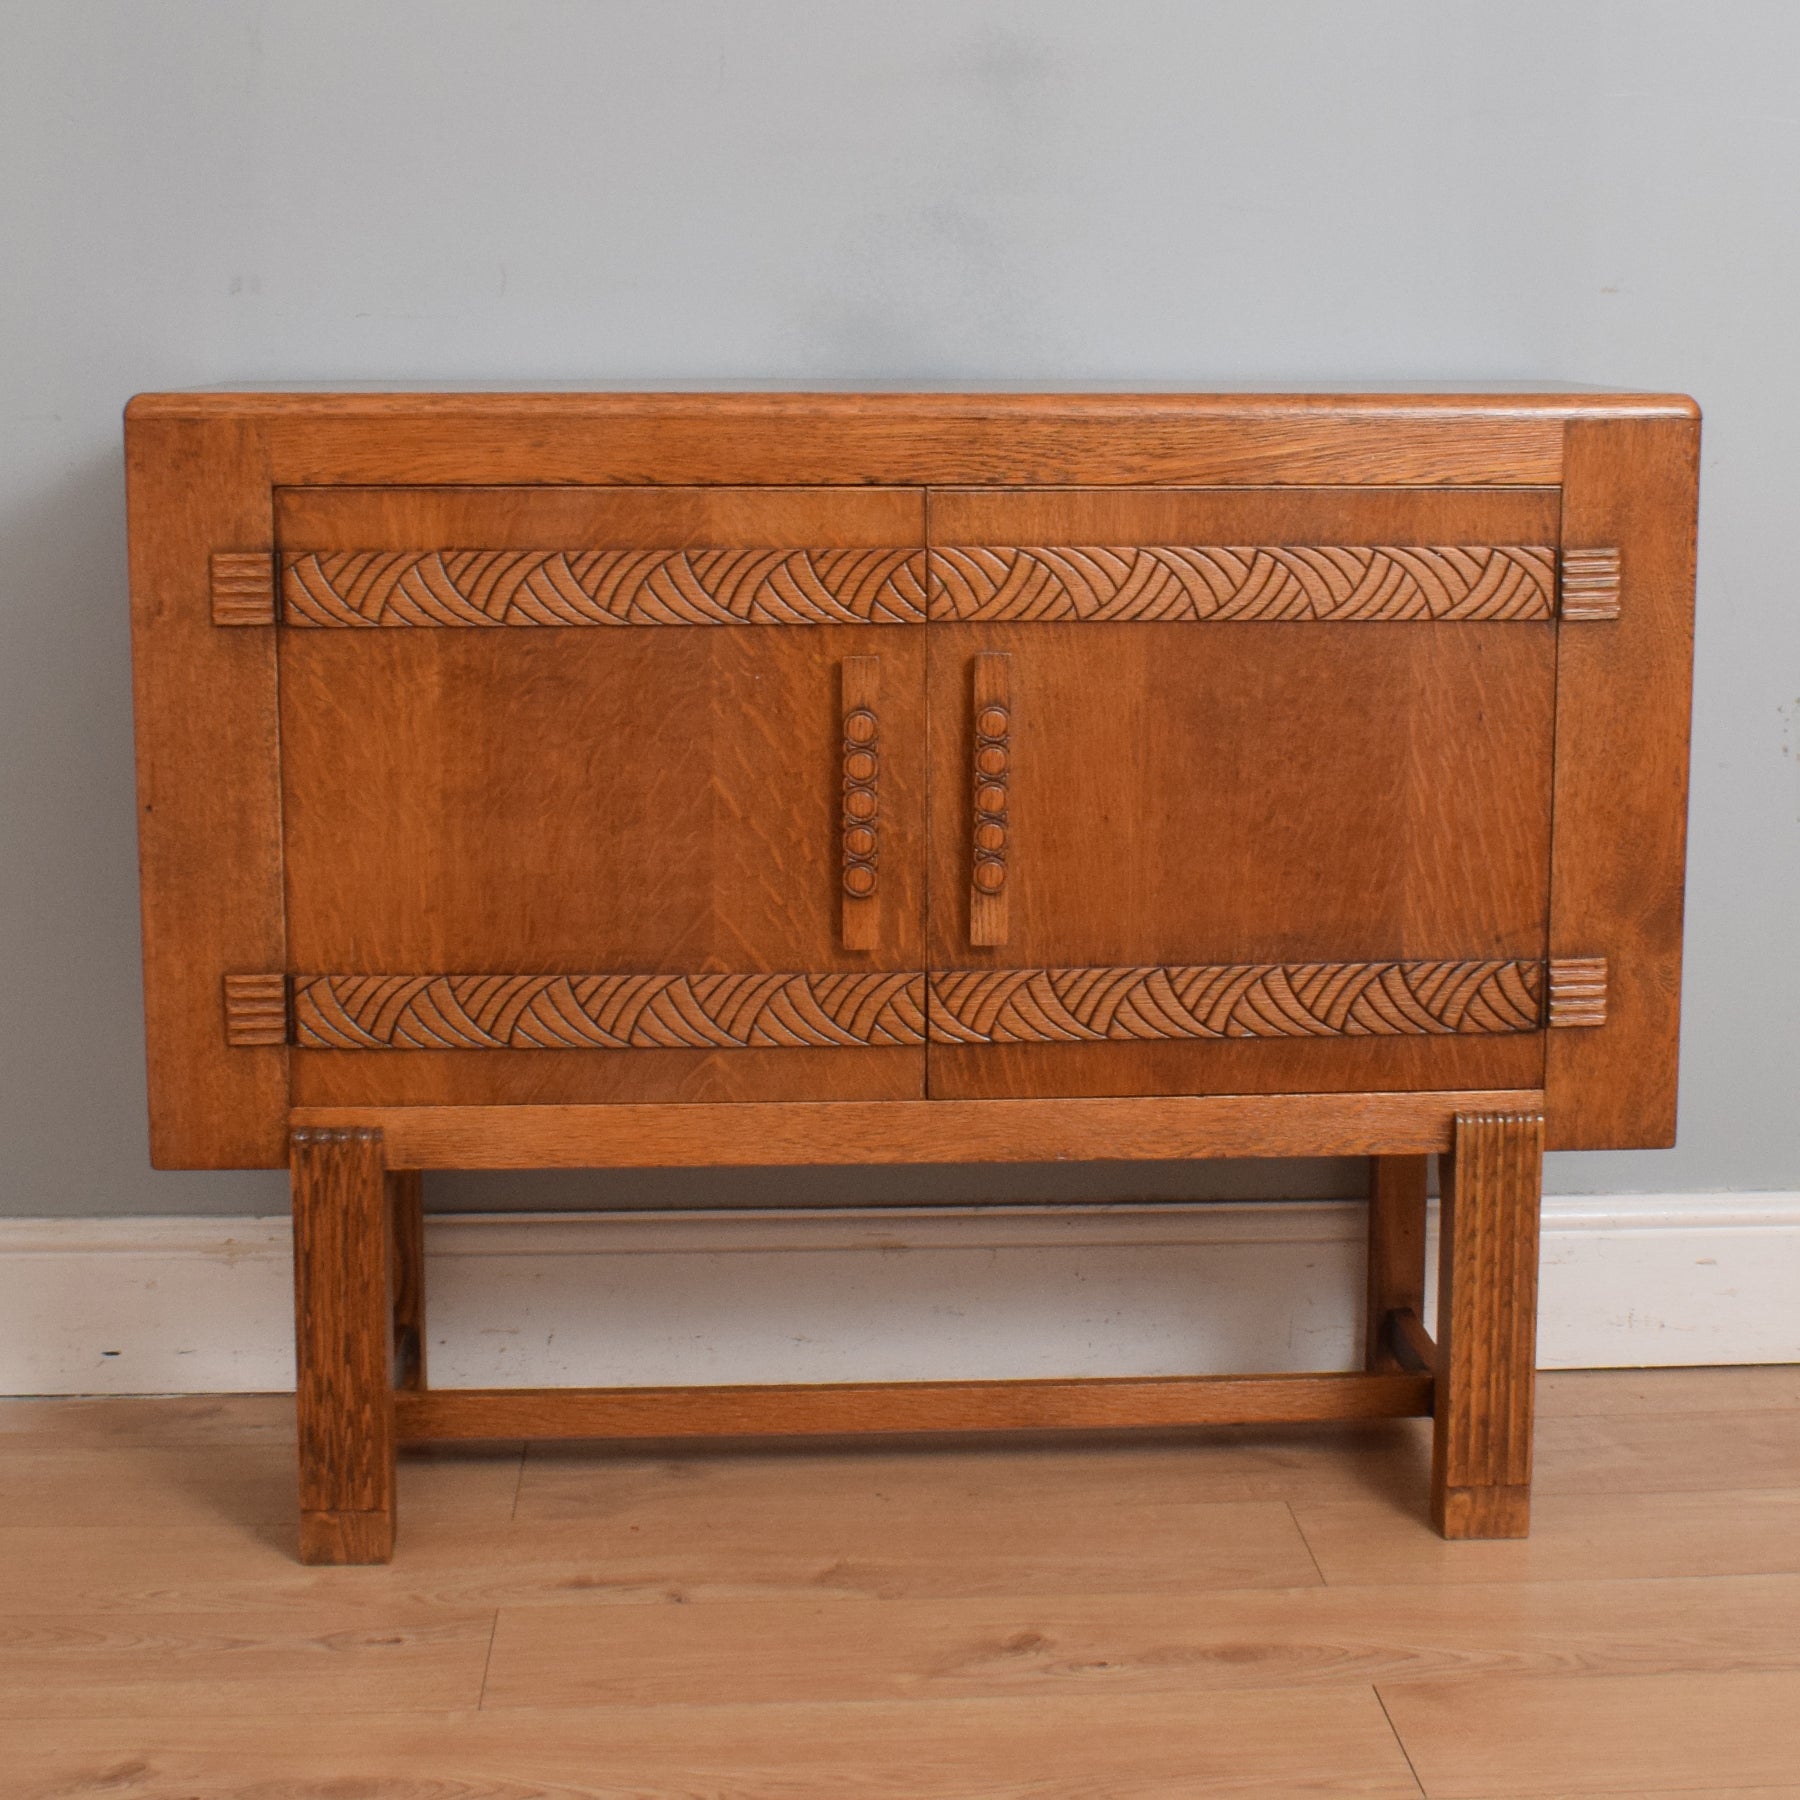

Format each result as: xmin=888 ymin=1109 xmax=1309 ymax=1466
xmin=840 ymin=656 xmax=881 ymax=950
xmin=970 ymin=652 xmax=1011 ymax=947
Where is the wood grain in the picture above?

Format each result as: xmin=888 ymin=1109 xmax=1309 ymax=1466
xmin=284 ymin=546 xmax=929 ymax=626
xmin=478 ymin=1574 xmax=1800 ymax=1709
xmin=221 ymin=972 xmax=287 ymax=1047
xmin=278 ymin=486 xmax=928 ymax=1107
xmin=3 ymin=1369 xmax=1792 ymax=1798
xmin=1559 ymin=545 xmax=1623 ymax=620
xmin=395 ymin=1372 xmax=1434 ymax=1443
xmin=1380 ymin=1669 xmax=1800 ymax=1799
xmin=1546 ymin=955 xmax=1608 ymax=1028
xmin=968 ymin=651 xmax=1012 ymax=946
xmin=1433 ymin=1110 xmax=1544 ymax=1538
xmin=289 ymin=1087 xmax=1544 ymax=1167
xmin=208 ymin=550 xmax=276 ymax=626
xmin=838 ymin=655 xmax=882 ymax=949
xmin=6 ymin=1689 xmax=1421 ymax=1800
xmin=930 ymin=960 xmax=1546 ymax=1041
xmin=926 ymin=488 xmax=1557 ymax=1102
xmin=291 ymin=972 xmax=928 ymax=1050
xmin=1547 ymin=413 xmax=1700 ymax=1148
xmin=130 ymin=386 xmax=1698 ymax=487
xmin=931 ymin=542 xmax=1555 ymax=621
xmin=126 ymin=411 xmax=287 ymax=1167
xmin=1296 ymin=1486 xmax=1800 ymax=1589
xmin=0 ymin=1607 xmax=495 ymax=1719
xmin=390 ymin=1168 xmax=425 ymax=1393
xmin=289 ymin=1126 xmax=395 ymax=1564
xmin=1365 ymin=1154 xmax=1429 ymax=1371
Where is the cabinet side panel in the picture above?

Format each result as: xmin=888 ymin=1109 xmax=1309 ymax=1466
xmin=1547 ymin=415 xmax=1699 ymax=1149
xmin=127 ymin=411 xmax=286 ymax=1166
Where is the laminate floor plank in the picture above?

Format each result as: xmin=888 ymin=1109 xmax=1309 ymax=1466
xmin=514 ymin=1420 xmax=1440 ymax=1516
xmin=0 ymin=1607 xmax=495 ymax=1718
xmin=1536 ymin=1366 xmax=1800 ymax=1416
xmin=0 ymin=1691 xmax=1421 ymax=1799
xmin=3 ymin=1372 xmax=1795 ymax=1796
xmin=1379 ymin=1668 xmax=1800 ymax=1797
xmin=1533 ymin=1409 xmax=1800 ymax=1495
xmin=0 ymin=1497 xmax=1316 ymax=1615
xmin=0 ymin=1441 xmax=523 ymax=1530
xmin=1295 ymin=1487 xmax=1800 ymax=1587
xmin=479 ymin=1574 xmax=1800 ymax=1708
xmin=0 ymin=1393 xmax=293 ymax=1447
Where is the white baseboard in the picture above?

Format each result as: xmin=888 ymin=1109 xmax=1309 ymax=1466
xmin=2 ymin=1196 xmax=1796 ymax=1395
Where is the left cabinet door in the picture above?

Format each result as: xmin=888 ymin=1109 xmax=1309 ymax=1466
xmin=275 ymin=485 xmax=929 ymax=1106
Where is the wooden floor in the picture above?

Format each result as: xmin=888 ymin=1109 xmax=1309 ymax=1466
xmin=3 ymin=1368 xmax=1799 ymax=1797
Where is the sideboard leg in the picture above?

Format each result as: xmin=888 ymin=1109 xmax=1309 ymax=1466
xmin=390 ymin=1169 xmax=426 ymax=1392
xmin=1431 ymin=1111 xmax=1544 ymax=1539
xmin=291 ymin=1127 xmax=397 ymax=1565
xmin=1365 ymin=1154 xmax=1429 ymax=1370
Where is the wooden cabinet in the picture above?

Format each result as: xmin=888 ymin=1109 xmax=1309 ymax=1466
xmin=126 ymin=390 xmax=1699 ymax=1561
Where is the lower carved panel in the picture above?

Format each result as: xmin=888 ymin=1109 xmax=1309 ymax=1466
xmin=929 ymin=961 xmax=1546 ymax=1043
xmin=292 ymin=972 xmax=928 ymax=1050
xmin=255 ymin=958 xmax=1582 ymax=1050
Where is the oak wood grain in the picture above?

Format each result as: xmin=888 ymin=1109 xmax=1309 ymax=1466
xmin=394 ymin=1371 xmax=1433 ymax=1444
xmin=389 ymin=1169 xmax=425 ymax=1392
xmin=126 ymin=412 xmax=287 ymax=1167
xmin=926 ymin=490 xmax=1557 ymax=1101
xmin=839 ymin=655 xmax=882 ymax=948
xmin=290 ymin=1127 xmax=395 ymax=1564
xmin=278 ymin=485 xmax=928 ymax=1109
xmin=289 ymin=1087 xmax=1545 ymax=1166
xmin=1433 ymin=1111 xmax=1545 ymax=1538
xmin=1547 ymin=414 xmax=1700 ymax=1149
xmin=1366 ymin=1155 xmax=1429 ymax=1370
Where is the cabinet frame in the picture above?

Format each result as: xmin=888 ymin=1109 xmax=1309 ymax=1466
xmin=127 ymin=390 xmax=1698 ymax=1557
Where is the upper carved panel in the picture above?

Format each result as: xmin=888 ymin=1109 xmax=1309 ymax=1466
xmin=928 ymin=546 xmax=1556 ymax=623
xmin=292 ymin=972 xmax=928 ymax=1050
xmin=283 ymin=549 xmax=930 ymax=627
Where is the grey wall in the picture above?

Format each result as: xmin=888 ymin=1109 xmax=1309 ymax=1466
xmin=3 ymin=1 xmax=1795 ymax=1218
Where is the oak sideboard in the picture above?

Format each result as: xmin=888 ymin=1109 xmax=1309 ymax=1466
xmin=125 ymin=389 xmax=1699 ymax=1562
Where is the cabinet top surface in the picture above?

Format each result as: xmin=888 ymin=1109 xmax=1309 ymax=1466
xmin=125 ymin=385 xmax=1701 ymax=420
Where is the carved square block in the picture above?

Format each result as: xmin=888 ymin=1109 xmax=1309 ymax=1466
xmin=224 ymin=973 xmax=290 ymax=1046
xmin=1560 ymin=548 xmax=1622 ymax=621
xmin=210 ymin=551 xmax=277 ymax=626
xmin=1547 ymin=957 xmax=1608 ymax=1028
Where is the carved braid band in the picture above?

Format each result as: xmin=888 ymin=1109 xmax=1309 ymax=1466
xmin=277 ymin=545 xmax=1564 ymax=627
xmin=929 ymin=546 xmax=1556 ymax=622
xmin=928 ymin=960 xmax=1547 ymax=1043
xmin=291 ymin=973 xmax=929 ymax=1050
xmin=283 ymin=549 xmax=930 ymax=626
xmin=244 ymin=958 xmax=1605 ymax=1049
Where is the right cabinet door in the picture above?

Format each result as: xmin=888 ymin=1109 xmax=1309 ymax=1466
xmin=925 ymin=487 xmax=1561 ymax=1099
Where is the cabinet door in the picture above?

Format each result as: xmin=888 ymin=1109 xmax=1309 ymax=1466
xmin=277 ymin=486 xmax=927 ymax=1106
xmin=925 ymin=488 xmax=1559 ymax=1099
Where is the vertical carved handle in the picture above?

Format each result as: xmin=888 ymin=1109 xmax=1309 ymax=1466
xmin=970 ymin=652 xmax=1011 ymax=947
xmin=840 ymin=656 xmax=881 ymax=951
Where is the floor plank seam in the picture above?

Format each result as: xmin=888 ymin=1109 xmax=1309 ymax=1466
xmin=476 ymin=1607 xmax=500 ymax=1710
xmin=1288 ymin=1499 xmax=1333 ymax=1588
xmin=1372 ymin=1684 xmax=1430 ymax=1798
